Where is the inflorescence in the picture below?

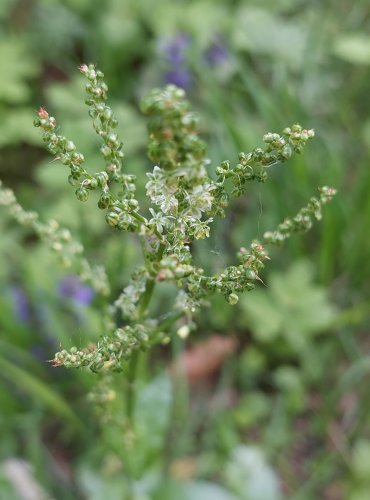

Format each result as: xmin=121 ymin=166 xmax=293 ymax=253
xmin=1 ymin=64 xmax=336 ymax=372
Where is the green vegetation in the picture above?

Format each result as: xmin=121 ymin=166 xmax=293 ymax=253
xmin=0 ymin=1 xmax=370 ymax=498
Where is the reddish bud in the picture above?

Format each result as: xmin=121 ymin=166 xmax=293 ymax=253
xmin=79 ymin=64 xmax=89 ymax=75
xmin=38 ymin=107 xmax=49 ymax=119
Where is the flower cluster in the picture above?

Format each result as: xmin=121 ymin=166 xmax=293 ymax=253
xmin=0 ymin=180 xmax=109 ymax=296
xmin=210 ymin=125 xmax=316 ymax=215
xmin=52 ymin=323 xmax=153 ymax=372
xmin=0 ymin=65 xmax=336 ymax=372
xmin=34 ymin=65 xmax=144 ymax=233
xmin=264 ymin=186 xmax=337 ymax=245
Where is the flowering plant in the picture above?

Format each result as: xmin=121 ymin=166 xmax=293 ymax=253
xmin=0 ymin=64 xmax=336 ymax=375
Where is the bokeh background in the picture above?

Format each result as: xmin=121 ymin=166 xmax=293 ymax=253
xmin=1 ymin=0 xmax=370 ymax=498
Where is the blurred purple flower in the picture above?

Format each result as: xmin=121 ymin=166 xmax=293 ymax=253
xmin=159 ymin=33 xmax=193 ymax=90
xmin=205 ymin=39 xmax=229 ymax=66
xmin=11 ymin=286 xmax=30 ymax=322
xmin=162 ymin=33 xmax=191 ymax=66
xmin=164 ymin=68 xmax=193 ymax=89
xmin=58 ymin=275 xmax=94 ymax=305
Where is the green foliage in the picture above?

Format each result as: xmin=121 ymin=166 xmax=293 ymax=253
xmin=333 ymin=34 xmax=370 ymax=65
xmin=0 ymin=38 xmax=39 ymax=104
xmin=240 ymin=260 xmax=336 ymax=353
xmin=23 ymin=65 xmax=334 ymax=372
xmin=0 ymin=56 xmax=335 ymax=497
xmin=134 ymin=374 xmax=173 ymax=471
xmin=225 ymin=446 xmax=280 ymax=500
xmin=1 ymin=0 xmax=370 ymax=497
xmin=348 ymin=440 xmax=370 ymax=500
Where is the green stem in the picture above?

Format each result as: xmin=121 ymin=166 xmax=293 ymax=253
xmin=162 ymin=333 xmax=189 ymax=477
xmin=126 ymin=350 xmax=139 ymax=422
xmin=125 ymin=241 xmax=166 ymax=423
xmin=138 ymin=278 xmax=155 ymax=317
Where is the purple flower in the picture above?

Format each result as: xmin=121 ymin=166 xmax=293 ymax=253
xmin=205 ymin=40 xmax=229 ymax=66
xmin=11 ymin=286 xmax=30 ymax=322
xmin=161 ymin=33 xmax=191 ymax=66
xmin=58 ymin=275 xmax=94 ymax=305
xmin=159 ymin=33 xmax=193 ymax=90
xmin=164 ymin=68 xmax=193 ymax=89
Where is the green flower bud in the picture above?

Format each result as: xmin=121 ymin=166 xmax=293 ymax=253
xmin=101 ymin=108 xmax=113 ymax=122
xmin=263 ymin=133 xmax=274 ymax=143
xmin=76 ymin=187 xmax=89 ymax=202
xmin=291 ymin=124 xmax=302 ymax=133
xmin=245 ymin=269 xmax=257 ymax=280
xmin=87 ymin=69 xmax=97 ymax=81
xmin=128 ymin=199 xmax=139 ymax=209
xmin=98 ymin=192 xmax=113 ymax=209
xmin=66 ymin=141 xmax=76 ymax=152
xmin=95 ymin=171 xmax=109 ymax=186
xmin=106 ymin=211 xmax=120 ymax=226
xmin=107 ymin=133 xmax=118 ymax=144
xmin=227 ymin=293 xmax=239 ymax=305
xmin=281 ymin=144 xmax=292 ymax=159
xmin=60 ymin=154 xmax=71 ymax=165
xmin=101 ymin=145 xmax=112 ymax=158
xmin=70 ymin=165 xmax=83 ymax=177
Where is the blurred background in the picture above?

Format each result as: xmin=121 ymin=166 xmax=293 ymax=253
xmin=1 ymin=0 xmax=370 ymax=498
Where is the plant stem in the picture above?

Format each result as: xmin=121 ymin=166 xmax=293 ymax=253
xmin=125 ymin=241 xmax=166 ymax=423
xmin=126 ymin=350 xmax=139 ymax=422
xmin=162 ymin=334 xmax=189 ymax=477
xmin=138 ymin=278 xmax=155 ymax=317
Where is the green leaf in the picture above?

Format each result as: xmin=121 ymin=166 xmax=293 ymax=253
xmin=181 ymin=480 xmax=238 ymax=500
xmin=0 ymin=355 xmax=81 ymax=428
xmin=225 ymin=445 xmax=281 ymax=500
xmin=134 ymin=373 xmax=173 ymax=469
xmin=232 ymin=6 xmax=307 ymax=68
xmin=76 ymin=465 xmax=129 ymax=500
xmin=0 ymin=38 xmax=39 ymax=104
xmin=99 ymin=0 xmax=142 ymax=47
xmin=242 ymin=292 xmax=284 ymax=342
xmin=333 ymin=34 xmax=370 ymax=65
xmin=240 ymin=260 xmax=336 ymax=353
xmin=351 ymin=440 xmax=370 ymax=480
xmin=0 ymin=108 xmax=42 ymax=147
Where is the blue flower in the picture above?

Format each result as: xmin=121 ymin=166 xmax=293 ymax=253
xmin=164 ymin=68 xmax=193 ymax=89
xmin=11 ymin=286 xmax=30 ymax=322
xmin=205 ymin=39 xmax=229 ymax=66
xmin=161 ymin=33 xmax=191 ymax=66
xmin=58 ymin=275 xmax=94 ymax=305
xmin=159 ymin=33 xmax=193 ymax=90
